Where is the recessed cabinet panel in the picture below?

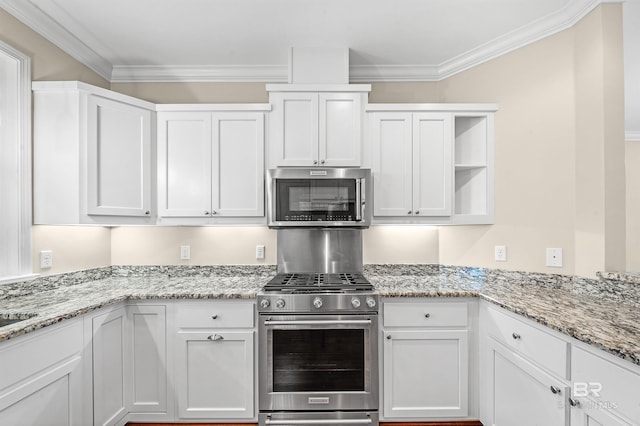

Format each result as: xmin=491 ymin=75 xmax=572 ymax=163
xmin=320 ymin=93 xmax=361 ymax=166
xmin=87 ymin=95 xmax=151 ymax=216
xmin=281 ymin=95 xmax=318 ymax=165
xmin=383 ymin=329 xmax=468 ymax=418
xmin=413 ymin=113 xmax=452 ymax=216
xmin=215 ymin=114 xmax=265 ymax=216
xmin=159 ymin=113 xmax=213 ymax=216
xmin=370 ymin=113 xmax=413 ymax=217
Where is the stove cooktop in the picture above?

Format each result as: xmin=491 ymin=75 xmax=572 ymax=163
xmin=263 ymin=273 xmax=373 ymax=293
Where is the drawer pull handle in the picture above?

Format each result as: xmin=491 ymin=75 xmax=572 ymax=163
xmin=207 ymin=334 xmax=224 ymax=341
xmin=512 ymin=332 xmax=521 ymax=340
xmin=211 ymin=314 xmax=218 ymax=320
xmin=569 ymin=397 xmax=580 ymax=407
xmin=550 ymin=386 xmax=561 ymax=394
xmin=424 ymin=313 xmax=431 ymax=318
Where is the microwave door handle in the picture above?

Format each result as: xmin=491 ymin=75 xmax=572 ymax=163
xmin=355 ymin=179 xmax=362 ymax=221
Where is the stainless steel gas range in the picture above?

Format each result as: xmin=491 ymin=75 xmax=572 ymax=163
xmin=258 ymin=272 xmax=379 ymax=426
xmin=259 ymin=168 xmax=379 ymax=426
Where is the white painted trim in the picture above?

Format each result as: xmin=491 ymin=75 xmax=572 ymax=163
xmin=110 ymin=65 xmax=288 ymax=83
xmin=32 ymin=80 xmax=156 ymax=110
xmin=155 ymin=103 xmax=272 ymax=112
xmin=626 ymin=131 xmax=640 ymax=141
xmin=266 ymin=84 xmax=371 ymax=92
xmin=366 ymin=103 xmax=499 ymax=112
xmin=0 ymin=0 xmax=112 ymax=81
xmin=0 ymin=39 xmax=32 ymax=281
xmin=1 ymin=0 xmax=622 ymax=83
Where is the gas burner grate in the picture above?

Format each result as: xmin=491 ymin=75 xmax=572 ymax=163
xmin=264 ymin=273 xmax=372 ymax=292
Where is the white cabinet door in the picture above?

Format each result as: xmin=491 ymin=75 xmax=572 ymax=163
xmin=370 ymin=112 xmax=452 ymax=218
xmin=571 ymin=399 xmax=632 ymax=426
xmin=213 ymin=112 xmax=265 ymax=217
xmin=319 ymin=92 xmax=362 ymax=166
xmin=175 ymin=331 xmax=254 ymax=419
xmin=87 ymin=94 xmax=152 ymax=217
xmin=0 ymin=321 xmax=84 ymax=426
xmin=91 ymin=306 xmax=128 ymax=426
xmin=413 ymin=113 xmax=452 ymax=216
xmin=383 ymin=329 xmax=468 ymax=418
xmin=127 ymin=305 xmax=167 ymax=415
xmin=270 ymin=91 xmax=362 ymax=167
xmin=157 ymin=112 xmax=213 ymax=218
xmin=158 ymin=110 xmax=265 ymax=220
xmin=488 ymin=340 xmax=568 ymax=426
xmin=370 ymin=112 xmax=413 ymax=217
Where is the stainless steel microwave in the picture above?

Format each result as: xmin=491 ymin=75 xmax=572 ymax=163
xmin=267 ymin=168 xmax=371 ymax=228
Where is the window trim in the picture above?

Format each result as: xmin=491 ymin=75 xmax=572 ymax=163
xmin=0 ymin=40 xmax=33 ymax=284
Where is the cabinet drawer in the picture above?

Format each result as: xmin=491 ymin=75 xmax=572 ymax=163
xmin=383 ymin=302 xmax=468 ymax=327
xmin=0 ymin=320 xmax=83 ymax=392
xmin=176 ymin=301 xmax=255 ymax=329
xmin=572 ymin=346 xmax=640 ymax=423
xmin=486 ymin=305 xmax=568 ymax=378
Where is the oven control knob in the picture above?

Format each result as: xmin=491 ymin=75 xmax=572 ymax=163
xmin=313 ymin=297 xmax=323 ymax=309
xmin=366 ymin=297 xmax=377 ymax=308
xmin=351 ymin=297 xmax=361 ymax=308
xmin=276 ymin=298 xmax=286 ymax=309
xmin=260 ymin=299 xmax=271 ymax=309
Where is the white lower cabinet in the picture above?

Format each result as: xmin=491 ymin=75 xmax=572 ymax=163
xmin=175 ymin=330 xmax=254 ymax=418
xmin=0 ymin=320 xmax=84 ymax=425
xmin=90 ymin=306 xmax=128 ymax=426
xmin=381 ymin=299 xmax=472 ymax=420
xmin=489 ymin=340 xmax=568 ymax=425
xmin=173 ymin=300 xmax=256 ymax=420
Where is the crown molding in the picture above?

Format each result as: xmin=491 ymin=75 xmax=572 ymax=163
xmin=110 ymin=64 xmax=287 ymax=83
xmin=0 ymin=0 xmax=622 ymax=83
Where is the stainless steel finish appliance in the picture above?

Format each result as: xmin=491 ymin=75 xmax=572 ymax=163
xmin=258 ymin=270 xmax=379 ymax=426
xmin=277 ymin=228 xmax=362 ymax=273
xmin=267 ymin=168 xmax=371 ymax=228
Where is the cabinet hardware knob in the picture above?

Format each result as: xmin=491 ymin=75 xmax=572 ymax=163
xmin=207 ymin=334 xmax=224 ymax=341
xmin=408 ymin=211 xmax=412 ymax=215
xmin=211 ymin=210 xmax=217 ymax=215
xmin=205 ymin=211 xmax=210 ymax=215
xmin=320 ymin=160 xmax=325 ymax=164
xmin=568 ymin=397 xmax=580 ymax=407
xmin=386 ymin=335 xmax=392 ymax=340
xmin=313 ymin=160 xmax=318 ymax=165
xmin=424 ymin=313 xmax=431 ymax=318
xmin=550 ymin=386 xmax=561 ymax=394
xmin=145 ymin=211 xmax=150 ymax=215
xmin=512 ymin=332 xmax=521 ymax=340
xmin=415 ymin=210 xmax=420 ymax=215
xmin=211 ymin=314 xmax=218 ymax=320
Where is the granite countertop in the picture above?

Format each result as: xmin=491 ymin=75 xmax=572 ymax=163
xmin=1 ymin=264 xmax=639 ymax=367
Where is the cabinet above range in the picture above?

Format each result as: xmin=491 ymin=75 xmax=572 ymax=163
xmin=266 ymin=84 xmax=371 ymax=168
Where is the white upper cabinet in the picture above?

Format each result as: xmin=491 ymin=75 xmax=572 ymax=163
xmin=33 ymin=81 xmax=155 ymax=225
xmin=367 ymin=104 xmax=497 ymax=225
xmin=157 ymin=105 xmax=269 ymax=224
xmin=267 ymin=84 xmax=370 ymax=168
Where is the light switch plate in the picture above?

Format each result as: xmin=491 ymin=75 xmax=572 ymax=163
xmin=180 ymin=245 xmax=191 ymax=260
xmin=40 ymin=250 xmax=53 ymax=269
xmin=494 ymin=245 xmax=507 ymax=262
xmin=256 ymin=245 xmax=265 ymax=260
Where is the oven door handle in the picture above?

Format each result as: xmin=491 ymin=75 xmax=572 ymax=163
xmin=265 ymin=418 xmax=372 ymax=425
xmin=263 ymin=319 xmax=372 ymax=326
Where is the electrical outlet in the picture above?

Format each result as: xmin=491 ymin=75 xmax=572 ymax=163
xmin=40 ymin=250 xmax=53 ymax=269
xmin=180 ymin=245 xmax=191 ymax=260
xmin=256 ymin=245 xmax=265 ymax=260
xmin=546 ymin=248 xmax=563 ymax=267
xmin=494 ymin=245 xmax=507 ymax=262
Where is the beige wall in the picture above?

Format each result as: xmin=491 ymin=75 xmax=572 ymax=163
xmin=1 ymin=3 xmax=632 ymax=276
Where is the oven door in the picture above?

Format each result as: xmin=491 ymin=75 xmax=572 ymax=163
xmin=259 ymin=314 xmax=378 ymax=411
